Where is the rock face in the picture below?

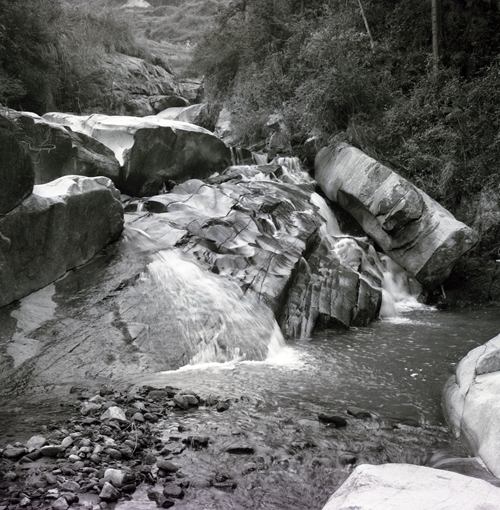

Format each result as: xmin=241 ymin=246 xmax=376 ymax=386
xmin=0 ymin=108 xmax=120 ymax=185
xmin=322 ymin=463 xmax=500 ymax=510
xmin=315 ymin=143 xmax=478 ymax=288
xmin=100 ymin=53 xmax=178 ymax=117
xmin=0 ymin=115 xmax=34 ymax=215
xmin=0 ymin=167 xmax=383 ymax=395
xmin=43 ymin=113 xmax=232 ymax=197
xmin=443 ymin=332 xmax=500 ymax=477
xmin=155 ymin=104 xmax=204 ymax=125
xmin=0 ymin=175 xmax=124 ymax=308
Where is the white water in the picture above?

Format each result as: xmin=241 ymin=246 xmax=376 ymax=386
xmin=137 ymin=247 xmax=287 ymax=365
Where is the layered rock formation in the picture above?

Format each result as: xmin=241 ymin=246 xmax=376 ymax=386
xmin=315 ymin=143 xmax=478 ymax=288
xmin=0 ymin=175 xmax=124 ymax=308
xmin=322 ymin=463 xmax=500 ymax=510
xmin=0 ymin=167 xmax=385 ymax=395
xmin=443 ymin=332 xmax=500 ymax=477
xmin=0 ymin=108 xmax=120 ymax=186
xmin=0 ymin=116 xmax=34 ymax=215
xmin=43 ymin=113 xmax=232 ymax=196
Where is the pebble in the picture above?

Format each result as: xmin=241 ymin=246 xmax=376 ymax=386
xmin=100 ymin=406 xmax=127 ymax=423
xmin=3 ymin=447 xmax=26 ymax=460
xmin=216 ymin=402 xmax=230 ymax=412
xmin=157 ymin=459 xmax=179 ymax=473
xmin=51 ymin=497 xmax=69 ymax=510
xmin=61 ymin=480 xmax=81 ymax=492
xmin=40 ymin=445 xmax=64 ymax=457
xmin=104 ymin=468 xmax=126 ymax=487
xmin=99 ymin=481 xmax=121 ymax=502
xmin=132 ymin=412 xmax=145 ymax=422
xmin=26 ymin=435 xmax=47 ymax=450
xmin=163 ymin=482 xmax=184 ymax=499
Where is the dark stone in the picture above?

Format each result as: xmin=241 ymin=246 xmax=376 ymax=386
xmin=3 ymin=447 xmax=26 ymax=460
xmin=0 ymin=113 xmax=34 ymax=215
xmin=157 ymin=460 xmax=179 ymax=473
xmin=163 ymin=482 xmax=184 ymax=499
xmin=318 ymin=414 xmax=348 ymax=427
xmin=226 ymin=444 xmax=255 ymax=455
xmin=347 ymin=407 xmax=374 ymax=420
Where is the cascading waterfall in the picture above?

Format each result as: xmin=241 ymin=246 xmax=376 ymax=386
xmin=310 ymin=192 xmax=421 ymax=317
xmin=125 ymin=229 xmax=286 ymax=366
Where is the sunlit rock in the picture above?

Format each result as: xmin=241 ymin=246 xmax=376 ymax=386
xmin=443 ymin=332 xmax=500 ymax=477
xmin=315 ymin=143 xmax=478 ymax=288
xmin=0 ymin=115 xmax=34 ymax=215
xmin=155 ymin=104 xmax=204 ymax=125
xmin=0 ymin=175 xmax=123 ymax=308
xmin=0 ymin=108 xmax=120 ymax=185
xmin=323 ymin=463 xmax=500 ymax=510
xmin=43 ymin=112 xmax=231 ymax=197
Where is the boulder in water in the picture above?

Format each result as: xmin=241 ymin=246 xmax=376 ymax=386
xmin=43 ymin=113 xmax=232 ymax=197
xmin=443 ymin=332 xmax=500 ymax=477
xmin=0 ymin=115 xmax=34 ymax=215
xmin=0 ymin=108 xmax=120 ymax=185
xmin=315 ymin=143 xmax=478 ymax=288
xmin=0 ymin=175 xmax=123 ymax=308
xmin=322 ymin=463 xmax=500 ymax=510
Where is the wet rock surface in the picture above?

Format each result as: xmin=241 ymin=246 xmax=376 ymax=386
xmin=0 ymin=175 xmax=124 ymax=308
xmin=315 ymin=143 xmax=478 ymax=288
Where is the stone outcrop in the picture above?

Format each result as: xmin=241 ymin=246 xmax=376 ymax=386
xmin=43 ymin=112 xmax=232 ymax=197
xmin=443 ymin=332 xmax=500 ymax=477
xmin=155 ymin=104 xmax=204 ymax=125
xmin=322 ymin=463 xmax=500 ymax=510
xmin=0 ymin=168 xmax=384 ymax=395
xmin=0 ymin=116 xmax=34 ymax=215
xmin=0 ymin=175 xmax=124 ymax=308
xmin=0 ymin=108 xmax=120 ymax=185
xmin=100 ymin=53 xmax=178 ymax=117
xmin=315 ymin=143 xmax=478 ymax=288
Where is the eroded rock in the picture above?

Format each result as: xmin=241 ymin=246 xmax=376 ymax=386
xmin=443 ymin=332 xmax=500 ymax=477
xmin=322 ymin=463 xmax=500 ymax=510
xmin=315 ymin=143 xmax=478 ymax=288
xmin=42 ymin=112 xmax=231 ymax=196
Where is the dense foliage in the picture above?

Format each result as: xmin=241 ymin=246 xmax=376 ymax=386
xmin=0 ymin=0 xmax=153 ymax=113
xmin=193 ymin=0 xmax=500 ymax=208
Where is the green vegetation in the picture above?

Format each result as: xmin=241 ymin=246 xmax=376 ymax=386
xmin=193 ymin=0 xmax=500 ymax=209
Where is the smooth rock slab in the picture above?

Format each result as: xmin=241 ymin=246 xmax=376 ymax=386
xmin=443 ymin=332 xmax=500 ymax=477
xmin=0 ymin=175 xmax=123 ymax=308
xmin=315 ymin=143 xmax=478 ymax=288
xmin=322 ymin=463 xmax=500 ymax=510
xmin=43 ymin=112 xmax=231 ymax=197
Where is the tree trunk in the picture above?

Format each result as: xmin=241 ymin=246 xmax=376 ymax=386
xmin=357 ymin=0 xmax=375 ymax=51
xmin=432 ymin=0 xmax=441 ymax=71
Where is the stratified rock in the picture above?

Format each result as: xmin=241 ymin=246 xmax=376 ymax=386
xmin=42 ymin=113 xmax=231 ymax=197
xmin=0 ymin=114 xmax=34 ymax=215
xmin=0 ymin=175 xmax=123 ymax=308
xmin=443 ymin=332 xmax=500 ymax=477
xmin=315 ymin=143 xmax=478 ymax=288
xmin=322 ymin=463 xmax=500 ymax=510
xmin=0 ymin=108 xmax=120 ymax=186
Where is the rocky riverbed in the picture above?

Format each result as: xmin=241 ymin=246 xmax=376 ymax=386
xmin=2 ymin=376 xmax=496 ymax=510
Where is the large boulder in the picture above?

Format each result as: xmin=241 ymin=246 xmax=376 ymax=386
xmin=0 ymin=175 xmax=124 ymax=308
xmin=443 ymin=332 xmax=500 ymax=477
xmin=0 ymin=108 xmax=120 ymax=185
xmin=155 ymin=104 xmax=204 ymax=125
xmin=322 ymin=463 xmax=500 ymax=510
xmin=43 ymin=112 xmax=232 ymax=197
xmin=315 ymin=143 xmax=478 ymax=288
xmin=0 ymin=115 xmax=34 ymax=215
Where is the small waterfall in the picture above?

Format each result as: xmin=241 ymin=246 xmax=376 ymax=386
xmin=310 ymin=193 xmax=421 ymax=317
xmin=271 ymin=156 xmax=313 ymax=184
xmin=124 ymin=230 xmax=286 ymax=366
xmin=310 ymin=192 xmax=342 ymax=239
xmin=378 ymin=255 xmax=423 ymax=317
xmin=252 ymin=152 xmax=268 ymax=165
